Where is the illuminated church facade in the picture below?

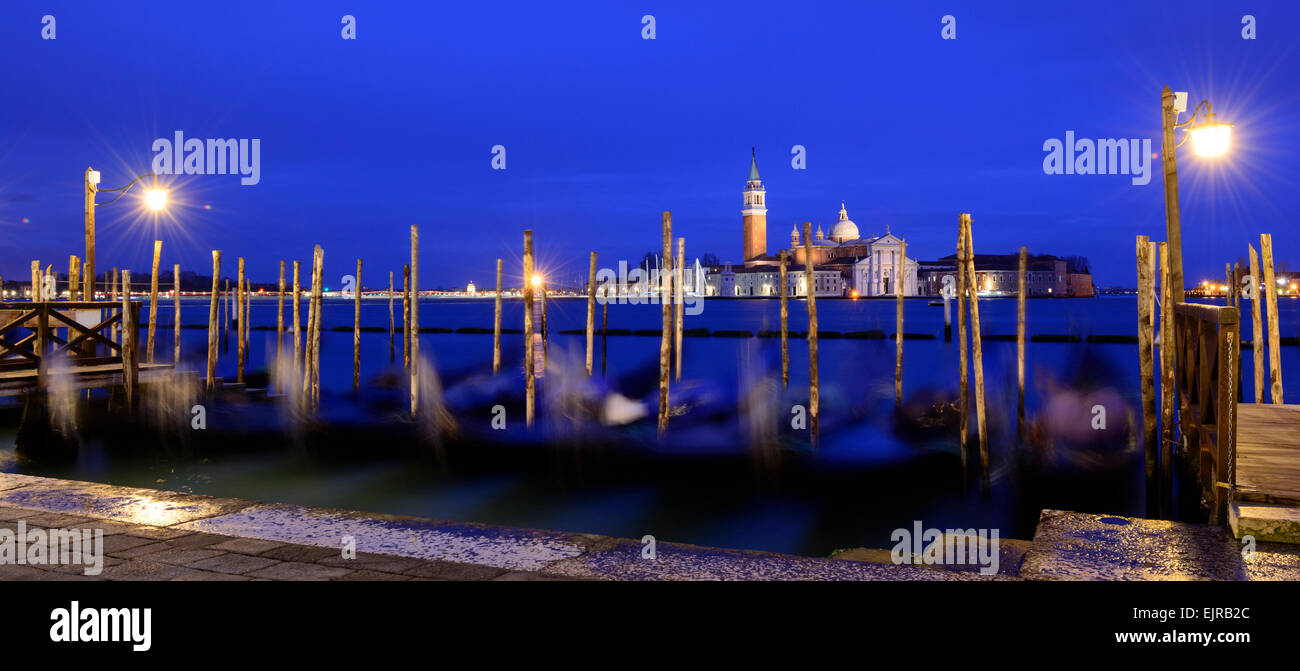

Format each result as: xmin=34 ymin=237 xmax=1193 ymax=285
xmin=705 ymin=150 xmax=917 ymax=297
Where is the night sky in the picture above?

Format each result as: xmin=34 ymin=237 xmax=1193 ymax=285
xmin=1 ymin=1 xmax=1297 ymax=289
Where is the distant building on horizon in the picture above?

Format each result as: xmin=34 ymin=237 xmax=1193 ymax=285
xmin=708 ymin=149 xmax=1093 ymax=298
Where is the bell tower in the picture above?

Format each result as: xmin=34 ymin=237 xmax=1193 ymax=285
xmin=742 ymin=148 xmax=767 ymax=264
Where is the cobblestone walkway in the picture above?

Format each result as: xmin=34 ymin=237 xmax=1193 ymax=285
xmin=0 ymin=472 xmax=987 ymax=581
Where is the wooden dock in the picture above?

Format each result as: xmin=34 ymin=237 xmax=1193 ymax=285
xmin=1234 ymin=403 xmax=1300 ymax=503
xmin=0 ymin=362 xmax=174 ymax=397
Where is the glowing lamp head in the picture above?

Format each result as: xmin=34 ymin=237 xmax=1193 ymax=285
xmin=144 ymin=188 xmax=168 ymax=211
xmin=1190 ymin=121 xmax=1232 ymax=158
xmin=531 ymin=274 xmax=543 ymax=288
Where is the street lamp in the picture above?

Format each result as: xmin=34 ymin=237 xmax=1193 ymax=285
xmin=83 ymin=167 xmax=169 ymax=299
xmin=1159 ymin=88 xmax=1233 ymax=302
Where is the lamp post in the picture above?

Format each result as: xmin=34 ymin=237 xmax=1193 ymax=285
xmin=1160 ymin=87 xmax=1233 ymax=303
xmin=83 ymin=167 xmax=168 ymax=299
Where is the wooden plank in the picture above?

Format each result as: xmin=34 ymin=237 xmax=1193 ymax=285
xmin=1235 ymin=404 xmax=1300 ymax=501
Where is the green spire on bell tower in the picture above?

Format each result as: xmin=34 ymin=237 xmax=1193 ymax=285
xmin=748 ymin=147 xmax=760 ymax=182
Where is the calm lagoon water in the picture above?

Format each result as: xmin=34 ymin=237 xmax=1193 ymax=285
xmin=2 ymin=294 xmax=1296 ymax=556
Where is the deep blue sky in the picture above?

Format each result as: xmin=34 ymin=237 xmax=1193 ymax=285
xmin=1 ymin=1 xmax=1297 ymax=288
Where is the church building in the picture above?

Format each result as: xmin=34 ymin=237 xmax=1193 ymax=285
xmin=714 ymin=150 xmax=917 ymax=296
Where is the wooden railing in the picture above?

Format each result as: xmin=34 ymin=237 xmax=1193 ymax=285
xmin=1172 ymin=301 xmax=1238 ymax=522
xmin=0 ymin=301 xmax=139 ymax=404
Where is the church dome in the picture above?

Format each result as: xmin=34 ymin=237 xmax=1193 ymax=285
xmin=829 ymin=202 xmax=860 ymax=243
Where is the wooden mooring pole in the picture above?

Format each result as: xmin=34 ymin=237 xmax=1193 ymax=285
xmin=779 ymin=250 xmax=789 ymax=389
xmin=302 ymin=261 xmax=315 ymax=405
xmin=1137 ymin=236 xmax=1157 ymax=483
xmin=895 ymin=239 xmax=906 ymax=405
xmin=221 ymin=278 xmax=229 ymax=352
xmin=121 ymin=271 xmax=137 ymax=409
xmin=601 ymin=298 xmax=608 ymax=376
xmin=236 ymin=258 xmax=245 ymax=383
xmin=384 ymin=269 xmax=395 ymax=361
xmin=207 ymin=251 xmax=221 ymax=391
xmin=1261 ymin=234 xmax=1283 ymax=404
xmin=402 ymin=264 xmax=411 ymax=369
xmin=675 ymin=238 xmax=684 ymax=382
xmin=69 ymin=255 xmax=79 ymax=301
xmin=277 ymin=260 xmax=286 ymax=364
xmin=1248 ymin=244 xmax=1264 ymax=403
xmin=410 ymin=226 xmax=419 ymax=417
xmin=1158 ymin=242 xmax=1174 ymax=485
xmin=523 ymin=230 xmax=535 ymax=427
xmin=388 ymin=271 xmax=395 ymax=363
xmin=961 ymin=214 xmax=988 ymax=472
xmin=244 ymin=278 xmax=250 ymax=366
xmin=494 ymin=259 xmax=503 ymax=375
xmin=147 ymin=240 xmax=161 ymax=363
xmin=111 ymin=267 xmax=119 ymax=340
xmin=803 ymin=221 xmax=819 ymax=448
xmin=1017 ymin=246 xmax=1027 ymax=439
xmin=586 ymin=253 xmax=596 ymax=377
xmin=658 ymin=213 xmax=672 ymax=436
xmin=540 ymin=281 xmax=549 ymax=370
xmin=354 ymin=259 xmax=362 ymax=391
xmin=956 ymin=222 xmax=968 ymax=470
xmin=173 ymin=264 xmax=181 ymax=365
xmin=292 ymin=261 xmax=302 ymax=369
xmin=311 ymin=245 xmax=325 ymax=406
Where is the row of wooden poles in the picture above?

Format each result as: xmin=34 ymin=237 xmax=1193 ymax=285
xmin=23 ymin=226 xmax=429 ymax=416
xmin=511 ymin=213 xmax=1004 ymax=472
xmin=22 ymin=215 xmax=1022 ymax=458
xmin=24 ymin=244 xmax=181 ymax=367
xmin=1135 ymin=233 xmax=1286 ymax=484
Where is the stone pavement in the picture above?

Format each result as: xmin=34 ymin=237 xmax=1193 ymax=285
xmin=5 ymin=472 xmax=1297 ymax=581
xmin=1020 ymin=509 xmax=1300 ymax=581
xmin=0 ymin=472 xmax=990 ymax=581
